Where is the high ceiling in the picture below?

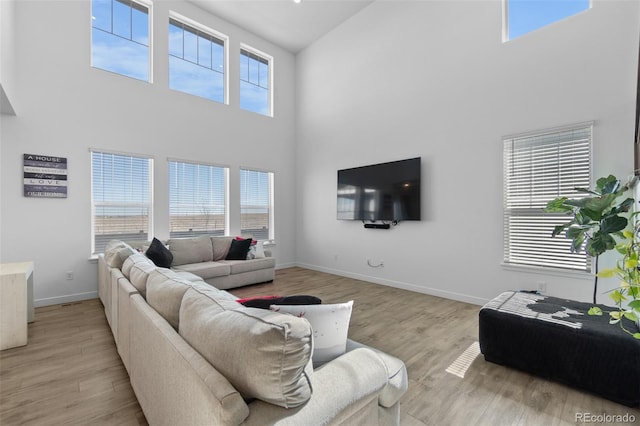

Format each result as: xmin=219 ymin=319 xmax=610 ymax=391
xmin=187 ymin=0 xmax=374 ymax=53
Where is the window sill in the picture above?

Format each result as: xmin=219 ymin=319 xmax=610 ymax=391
xmin=501 ymin=262 xmax=593 ymax=281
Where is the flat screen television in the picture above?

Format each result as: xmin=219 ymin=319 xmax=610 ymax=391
xmin=337 ymin=157 xmax=421 ymax=222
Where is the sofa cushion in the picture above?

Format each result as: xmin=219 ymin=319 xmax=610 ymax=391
xmin=146 ymin=237 xmax=173 ymax=268
xmin=104 ymin=240 xmax=136 ymax=268
xmin=168 ymin=236 xmax=213 ymax=266
xmin=128 ymin=257 xmax=157 ymax=299
xmin=222 ymin=257 xmax=276 ymax=275
xmin=146 ymin=268 xmax=195 ymax=330
xmin=122 ymin=253 xmax=155 ymax=279
xmin=271 ymin=301 xmax=354 ymax=366
xmin=180 ymin=285 xmax=314 ymax=408
xmin=211 ymin=236 xmax=233 ymax=261
xmin=173 ymin=270 xmax=205 ymax=282
xmin=173 ymin=262 xmax=230 ymax=280
xmin=226 ymin=238 xmax=253 ymax=260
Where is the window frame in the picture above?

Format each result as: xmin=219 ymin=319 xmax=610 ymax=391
xmin=90 ymin=149 xmax=154 ymax=255
xmin=90 ymin=0 xmax=153 ymax=82
xmin=168 ymin=12 xmax=229 ymax=104
xmin=239 ymin=44 xmax=273 ymax=117
xmin=502 ymin=122 xmax=593 ymax=273
xmin=168 ymin=158 xmax=229 ymax=239
xmin=239 ymin=168 xmax=274 ymax=241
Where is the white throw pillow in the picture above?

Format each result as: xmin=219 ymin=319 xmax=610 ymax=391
xmin=254 ymin=241 xmax=266 ymax=258
xmin=271 ymin=301 xmax=354 ymax=366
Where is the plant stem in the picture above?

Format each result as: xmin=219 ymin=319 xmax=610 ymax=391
xmin=593 ymin=255 xmax=599 ymax=305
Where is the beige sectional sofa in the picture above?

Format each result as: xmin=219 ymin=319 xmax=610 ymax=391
xmin=97 ymin=239 xmax=408 ymax=425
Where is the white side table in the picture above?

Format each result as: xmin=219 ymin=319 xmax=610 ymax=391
xmin=0 ymin=261 xmax=34 ymax=350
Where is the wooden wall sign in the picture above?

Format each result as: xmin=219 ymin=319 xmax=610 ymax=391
xmin=23 ymin=154 xmax=68 ymax=198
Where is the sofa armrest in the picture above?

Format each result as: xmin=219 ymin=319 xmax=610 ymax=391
xmin=242 ymin=348 xmax=388 ymax=426
xmin=346 ymin=339 xmax=408 ymax=407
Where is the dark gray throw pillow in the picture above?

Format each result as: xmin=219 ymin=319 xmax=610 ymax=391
xmin=146 ymin=237 xmax=173 ymax=268
xmin=226 ymin=238 xmax=253 ymax=260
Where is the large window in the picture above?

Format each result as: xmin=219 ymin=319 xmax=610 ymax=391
xmin=503 ymin=124 xmax=592 ymax=271
xmin=240 ymin=169 xmax=273 ymax=240
xmin=240 ymin=47 xmax=272 ymax=116
xmin=169 ymin=160 xmax=227 ymax=238
xmin=91 ymin=0 xmax=151 ymax=81
xmin=91 ymin=150 xmax=153 ymax=255
xmin=504 ymin=0 xmax=590 ymax=41
xmin=169 ymin=15 xmax=226 ymax=103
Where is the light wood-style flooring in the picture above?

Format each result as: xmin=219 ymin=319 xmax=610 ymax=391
xmin=2 ymin=267 xmax=639 ymax=425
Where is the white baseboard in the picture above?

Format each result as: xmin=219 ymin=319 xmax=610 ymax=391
xmin=275 ymin=261 xmax=297 ymax=270
xmin=34 ymin=291 xmax=98 ymax=308
xmin=294 ymin=262 xmax=489 ymax=306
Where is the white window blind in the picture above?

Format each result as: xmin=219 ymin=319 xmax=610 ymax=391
xmin=91 ymin=150 xmax=153 ymax=254
xmin=240 ymin=169 xmax=273 ymax=240
xmin=169 ymin=160 xmax=227 ymax=238
xmin=503 ymin=124 xmax=592 ymax=271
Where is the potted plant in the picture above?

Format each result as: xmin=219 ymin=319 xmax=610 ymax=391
xmin=545 ymin=175 xmax=634 ymax=304
xmin=588 ymin=216 xmax=640 ymax=339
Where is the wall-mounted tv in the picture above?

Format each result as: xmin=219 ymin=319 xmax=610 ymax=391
xmin=337 ymin=157 xmax=421 ymax=222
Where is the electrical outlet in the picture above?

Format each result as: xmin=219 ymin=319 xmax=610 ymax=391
xmin=537 ymin=281 xmax=547 ymax=293
xmin=66 ymin=271 xmax=74 ymax=281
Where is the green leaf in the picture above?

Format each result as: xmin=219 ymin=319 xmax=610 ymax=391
xmin=628 ymin=300 xmax=640 ymax=310
xmin=624 ymin=312 xmax=639 ymax=322
xmin=595 ymin=175 xmax=620 ymax=195
xmin=545 ymin=198 xmax=573 ymax=213
xmin=551 ymin=222 xmax=572 ymax=237
xmin=622 ymin=229 xmax=635 ymax=239
xmin=564 ymin=198 xmax=588 ymax=209
xmin=610 ymin=290 xmax=627 ymax=304
xmin=610 ymin=197 xmax=635 ymax=214
xmin=596 ymin=268 xmax=617 ymax=278
xmin=571 ymin=233 xmax=585 ymax=253
xmin=600 ymin=215 xmax=628 ymax=234
xmin=586 ymin=232 xmax=616 ymax=256
xmin=588 ymin=306 xmax=603 ymax=315
xmin=633 ymin=333 xmax=640 ymax=340
xmin=574 ymin=187 xmax=601 ymax=196
xmin=581 ymin=194 xmax=619 ymax=217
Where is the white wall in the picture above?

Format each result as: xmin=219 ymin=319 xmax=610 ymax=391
xmin=0 ymin=0 xmax=17 ymax=114
xmin=0 ymin=0 xmax=297 ymax=306
xmin=295 ymin=0 xmax=640 ymax=305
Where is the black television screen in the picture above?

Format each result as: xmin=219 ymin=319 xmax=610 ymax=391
xmin=337 ymin=157 xmax=421 ymax=221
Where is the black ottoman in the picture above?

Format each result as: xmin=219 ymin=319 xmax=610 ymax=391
xmin=479 ymin=291 xmax=640 ymax=407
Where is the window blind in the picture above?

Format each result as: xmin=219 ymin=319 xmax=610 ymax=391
xmin=169 ymin=160 xmax=227 ymax=238
xmin=240 ymin=169 xmax=272 ymax=240
xmin=503 ymin=125 xmax=592 ymax=271
xmin=91 ymin=151 xmax=153 ymax=254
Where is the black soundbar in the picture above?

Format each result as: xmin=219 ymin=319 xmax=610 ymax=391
xmin=364 ymin=223 xmax=390 ymax=229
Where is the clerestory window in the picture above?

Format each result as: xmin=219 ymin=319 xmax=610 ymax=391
xmin=91 ymin=0 xmax=151 ymax=81
xmin=169 ymin=15 xmax=227 ymax=103
xmin=504 ymin=0 xmax=591 ymax=41
xmin=240 ymin=47 xmax=272 ymax=116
